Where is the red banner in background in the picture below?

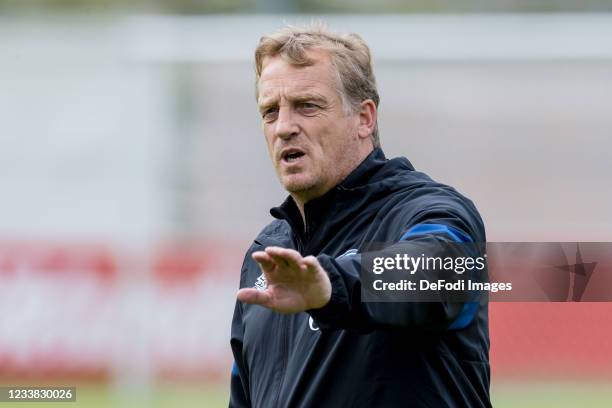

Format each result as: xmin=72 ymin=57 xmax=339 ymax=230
xmin=0 ymin=241 xmax=610 ymax=382
xmin=0 ymin=240 xmax=239 ymax=382
xmin=490 ymin=302 xmax=612 ymax=379
xmin=0 ymin=242 xmax=117 ymax=281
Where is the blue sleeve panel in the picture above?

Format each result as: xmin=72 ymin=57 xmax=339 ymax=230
xmin=400 ymin=223 xmax=471 ymax=243
xmin=400 ymin=223 xmax=479 ymax=331
xmin=231 ymin=361 xmax=239 ymax=377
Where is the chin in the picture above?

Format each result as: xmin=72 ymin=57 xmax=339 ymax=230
xmin=281 ymin=174 xmax=319 ymax=195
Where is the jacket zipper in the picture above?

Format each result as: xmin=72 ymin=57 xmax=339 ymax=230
xmin=272 ymin=231 xmax=305 ymax=407
xmin=272 ymin=315 xmax=289 ymax=407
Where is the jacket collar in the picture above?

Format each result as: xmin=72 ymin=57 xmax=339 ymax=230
xmin=270 ymin=148 xmax=390 ymax=249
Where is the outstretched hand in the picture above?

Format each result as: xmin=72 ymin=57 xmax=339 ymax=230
xmin=236 ymin=247 xmax=332 ymax=314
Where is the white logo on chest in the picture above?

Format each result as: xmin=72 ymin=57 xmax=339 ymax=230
xmin=254 ymin=274 xmax=319 ymax=331
xmin=254 ymin=273 xmax=267 ymax=291
xmin=308 ymin=316 xmax=320 ymax=331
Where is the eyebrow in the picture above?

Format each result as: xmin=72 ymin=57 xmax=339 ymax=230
xmin=258 ymin=92 xmax=328 ymax=112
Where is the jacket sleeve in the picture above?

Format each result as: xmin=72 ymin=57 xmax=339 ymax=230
xmin=229 ymin=300 xmax=251 ymax=408
xmin=307 ymin=208 xmax=485 ymax=333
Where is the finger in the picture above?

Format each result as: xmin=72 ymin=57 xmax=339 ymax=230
xmin=237 ymin=288 xmax=272 ymax=307
xmin=302 ymin=255 xmax=320 ymax=273
xmin=268 ymin=253 xmax=305 ymax=275
xmin=265 ymin=246 xmax=301 ymax=260
xmin=265 ymin=247 xmax=305 ymax=271
xmin=252 ymin=251 xmax=275 ymax=269
xmin=252 ymin=252 xmax=286 ymax=282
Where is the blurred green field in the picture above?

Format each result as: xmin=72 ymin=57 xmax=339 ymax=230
xmin=8 ymin=381 xmax=612 ymax=407
xmin=491 ymin=381 xmax=612 ymax=408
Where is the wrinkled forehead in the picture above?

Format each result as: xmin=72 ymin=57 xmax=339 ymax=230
xmin=257 ymin=51 xmax=339 ymax=103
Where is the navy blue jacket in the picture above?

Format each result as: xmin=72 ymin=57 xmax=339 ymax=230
xmin=230 ymin=148 xmax=491 ymax=407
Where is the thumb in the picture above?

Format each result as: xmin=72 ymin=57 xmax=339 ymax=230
xmin=237 ymin=288 xmax=272 ymax=307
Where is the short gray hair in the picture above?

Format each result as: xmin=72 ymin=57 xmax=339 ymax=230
xmin=255 ymin=23 xmax=380 ymax=148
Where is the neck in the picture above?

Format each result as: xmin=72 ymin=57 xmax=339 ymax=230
xmin=294 ymin=197 xmax=306 ymax=226
xmin=291 ymin=145 xmax=375 ymax=225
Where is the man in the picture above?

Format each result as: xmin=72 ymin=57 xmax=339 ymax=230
xmin=230 ymin=24 xmax=490 ymax=407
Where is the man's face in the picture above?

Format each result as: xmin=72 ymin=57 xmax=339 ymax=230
xmin=257 ymin=51 xmax=363 ymax=202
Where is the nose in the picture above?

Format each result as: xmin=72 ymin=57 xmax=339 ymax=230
xmin=273 ymin=105 xmax=299 ymax=140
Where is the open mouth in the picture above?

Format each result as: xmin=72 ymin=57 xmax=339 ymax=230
xmin=281 ymin=149 xmax=305 ymax=163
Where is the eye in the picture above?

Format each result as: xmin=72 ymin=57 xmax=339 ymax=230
xmin=297 ymin=102 xmax=319 ymax=115
xmin=262 ymin=108 xmax=278 ymax=122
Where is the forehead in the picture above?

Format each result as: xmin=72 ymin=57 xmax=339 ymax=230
xmin=257 ymin=51 xmax=338 ymax=103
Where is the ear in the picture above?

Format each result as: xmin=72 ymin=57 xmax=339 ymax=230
xmin=357 ymin=99 xmax=377 ymax=141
